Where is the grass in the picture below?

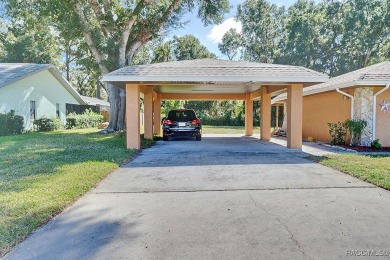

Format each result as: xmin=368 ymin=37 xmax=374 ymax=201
xmin=202 ymin=125 xmax=261 ymax=134
xmin=309 ymin=154 xmax=390 ymax=190
xmin=0 ymin=129 xmax=153 ymax=256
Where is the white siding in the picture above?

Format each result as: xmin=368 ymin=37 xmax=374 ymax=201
xmin=0 ymin=70 xmax=80 ymax=129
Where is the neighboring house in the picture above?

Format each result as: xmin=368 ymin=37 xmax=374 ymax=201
xmin=80 ymin=95 xmax=110 ymax=112
xmin=273 ymin=61 xmax=390 ymax=146
xmin=0 ymin=63 xmax=86 ymax=130
xmin=81 ymin=95 xmax=110 ymax=122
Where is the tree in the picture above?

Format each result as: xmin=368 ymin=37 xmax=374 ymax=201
xmin=172 ymin=34 xmax=216 ymax=60
xmin=277 ymin=0 xmax=322 ymax=70
xmin=236 ymin=0 xmax=285 ymax=63
xmin=338 ymin=0 xmax=390 ymax=74
xmin=218 ymin=28 xmax=242 ymax=60
xmin=3 ymin=0 xmax=229 ymax=131
xmin=0 ymin=15 xmax=61 ymax=64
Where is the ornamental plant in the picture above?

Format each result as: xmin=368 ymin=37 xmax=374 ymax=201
xmin=327 ymin=122 xmax=348 ymax=145
xmin=345 ymin=119 xmax=367 ymax=146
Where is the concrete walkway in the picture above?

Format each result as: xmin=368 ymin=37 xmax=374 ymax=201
xmin=5 ymin=136 xmax=390 ymax=260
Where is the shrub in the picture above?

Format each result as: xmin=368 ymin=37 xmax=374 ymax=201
xmin=0 ymin=111 xmax=24 ymax=136
xmin=66 ymin=109 xmax=103 ymax=129
xmin=198 ymin=114 xmax=245 ymax=126
xmin=345 ymin=119 xmax=367 ymax=146
xmin=327 ymin=122 xmax=347 ymax=145
xmin=371 ymin=139 xmax=383 ymax=150
xmin=34 ymin=117 xmax=64 ymax=132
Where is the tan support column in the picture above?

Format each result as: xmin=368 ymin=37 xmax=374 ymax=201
xmin=287 ymin=84 xmax=303 ymax=149
xmin=245 ymin=93 xmax=253 ymax=136
xmin=260 ymin=87 xmax=271 ymax=141
xmin=126 ymin=84 xmax=140 ymax=149
xmin=153 ymin=94 xmax=162 ymax=136
xmin=144 ymin=87 xmax=153 ymax=139
xmin=275 ymin=105 xmax=279 ymax=128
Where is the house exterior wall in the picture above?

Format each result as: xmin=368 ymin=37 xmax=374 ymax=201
xmin=375 ymin=88 xmax=390 ymax=147
xmin=0 ymin=70 xmax=80 ymax=129
xmin=302 ymin=90 xmax=352 ymax=142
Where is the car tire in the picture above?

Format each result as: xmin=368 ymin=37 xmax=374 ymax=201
xmin=163 ymin=135 xmax=168 ymax=141
xmin=195 ymin=135 xmax=201 ymax=141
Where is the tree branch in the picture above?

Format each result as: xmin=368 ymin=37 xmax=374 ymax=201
xmin=125 ymin=0 xmax=181 ymax=62
xmin=119 ymin=0 xmax=147 ymax=66
xmin=87 ymin=0 xmax=111 ymax=37
xmin=73 ymin=2 xmax=109 ymax=74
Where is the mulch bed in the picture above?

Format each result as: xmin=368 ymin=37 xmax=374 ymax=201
xmin=340 ymin=145 xmax=390 ymax=152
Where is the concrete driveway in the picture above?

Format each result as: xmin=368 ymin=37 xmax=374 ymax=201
xmin=6 ymin=136 xmax=390 ymax=260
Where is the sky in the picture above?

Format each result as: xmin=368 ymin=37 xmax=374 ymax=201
xmin=169 ymin=0 xmax=320 ymax=58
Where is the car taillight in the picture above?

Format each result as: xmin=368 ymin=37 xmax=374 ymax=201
xmin=192 ymin=119 xmax=200 ymax=125
xmin=164 ymin=119 xmax=172 ymax=125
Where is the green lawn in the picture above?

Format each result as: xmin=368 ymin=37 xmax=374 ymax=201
xmin=0 ymin=129 xmax=151 ymax=257
xmin=202 ymin=125 xmax=261 ymax=134
xmin=310 ymin=154 xmax=390 ymax=190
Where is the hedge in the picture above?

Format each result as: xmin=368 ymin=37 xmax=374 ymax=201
xmin=66 ymin=109 xmax=103 ymax=129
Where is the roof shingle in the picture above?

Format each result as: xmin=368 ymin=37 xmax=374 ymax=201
xmin=0 ymin=63 xmax=51 ymax=88
xmin=103 ymin=59 xmax=328 ymax=86
xmin=273 ymin=61 xmax=390 ymax=102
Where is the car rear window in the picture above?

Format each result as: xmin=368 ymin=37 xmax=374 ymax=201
xmin=168 ymin=110 xmax=197 ymax=121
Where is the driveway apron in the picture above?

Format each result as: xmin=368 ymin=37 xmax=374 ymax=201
xmin=5 ymin=136 xmax=390 ymax=260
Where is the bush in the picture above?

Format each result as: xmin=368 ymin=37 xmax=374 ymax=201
xmin=371 ymin=139 xmax=383 ymax=150
xmin=0 ymin=111 xmax=24 ymax=136
xmin=34 ymin=117 xmax=64 ymax=132
xmin=66 ymin=109 xmax=103 ymax=129
xmin=327 ymin=122 xmax=347 ymax=145
xmin=345 ymin=119 xmax=367 ymax=146
xmin=199 ymin=114 xmax=245 ymax=126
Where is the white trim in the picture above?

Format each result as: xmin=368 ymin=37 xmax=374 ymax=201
xmin=373 ymin=83 xmax=390 ymax=140
xmin=102 ymin=75 xmax=329 ymax=84
xmin=273 ymin=79 xmax=390 ymax=103
xmin=336 ymin=88 xmax=354 ymax=119
xmin=48 ymin=67 xmax=87 ymax=105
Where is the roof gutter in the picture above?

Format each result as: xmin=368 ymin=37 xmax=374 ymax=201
xmin=336 ymin=88 xmax=354 ymax=119
xmin=373 ymin=83 xmax=390 ymax=140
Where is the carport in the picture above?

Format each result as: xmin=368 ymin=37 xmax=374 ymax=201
xmin=102 ymin=59 xmax=328 ymax=150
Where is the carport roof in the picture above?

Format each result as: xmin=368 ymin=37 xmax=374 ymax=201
xmin=102 ymin=59 xmax=328 ymax=89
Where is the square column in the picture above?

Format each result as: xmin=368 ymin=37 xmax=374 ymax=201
xmin=287 ymin=84 xmax=303 ymax=149
xmin=261 ymin=87 xmax=271 ymax=141
xmin=126 ymin=84 xmax=140 ymax=149
xmin=144 ymin=87 xmax=154 ymax=139
xmin=153 ymin=94 xmax=162 ymax=136
xmin=245 ymin=93 xmax=253 ymax=136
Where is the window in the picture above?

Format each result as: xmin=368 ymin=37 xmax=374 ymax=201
xmin=30 ymin=101 xmax=36 ymax=120
xmin=56 ymin=103 xmax=60 ymax=118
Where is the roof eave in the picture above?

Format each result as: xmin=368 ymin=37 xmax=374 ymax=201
xmin=48 ymin=67 xmax=87 ymax=105
xmin=102 ymin=75 xmax=328 ymax=85
xmin=272 ymin=79 xmax=390 ymax=103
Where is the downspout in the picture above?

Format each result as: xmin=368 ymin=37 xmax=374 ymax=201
xmin=373 ymin=83 xmax=390 ymax=140
xmin=336 ymin=88 xmax=354 ymax=119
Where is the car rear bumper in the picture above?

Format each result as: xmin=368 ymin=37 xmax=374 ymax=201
xmin=163 ymin=128 xmax=201 ymax=137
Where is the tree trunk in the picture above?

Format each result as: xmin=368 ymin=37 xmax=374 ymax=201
xmin=105 ymin=83 xmax=119 ymax=132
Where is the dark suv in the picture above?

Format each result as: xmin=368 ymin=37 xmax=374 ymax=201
xmin=162 ymin=109 xmax=202 ymax=141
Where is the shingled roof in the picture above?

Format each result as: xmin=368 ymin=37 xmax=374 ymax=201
xmin=102 ymin=59 xmax=328 ymax=88
xmin=0 ymin=63 xmax=86 ymax=105
xmin=0 ymin=63 xmax=51 ymax=88
xmin=273 ymin=61 xmax=390 ymax=102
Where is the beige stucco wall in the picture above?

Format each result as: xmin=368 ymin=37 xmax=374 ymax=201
xmin=0 ymin=70 xmax=80 ymax=129
xmin=375 ymin=88 xmax=390 ymax=147
xmin=302 ymin=90 xmax=352 ymax=142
